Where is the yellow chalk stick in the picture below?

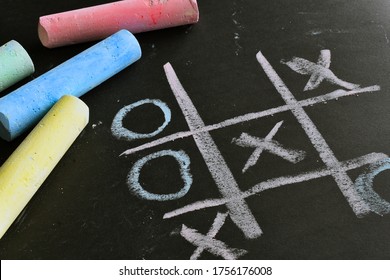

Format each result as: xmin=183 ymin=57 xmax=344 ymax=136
xmin=0 ymin=95 xmax=89 ymax=239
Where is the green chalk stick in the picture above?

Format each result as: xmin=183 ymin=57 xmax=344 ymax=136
xmin=0 ymin=40 xmax=34 ymax=92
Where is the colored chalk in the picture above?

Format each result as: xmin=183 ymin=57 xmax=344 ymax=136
xmin=0 ymin=29 xmax=141 ymax=141
xmin=0 ymin=95 xmax=89 ymax=239
xmin=0 ymin=40 xmax=34 ymax=92
xmin=38 ymin=0 xmax=199 ymax=48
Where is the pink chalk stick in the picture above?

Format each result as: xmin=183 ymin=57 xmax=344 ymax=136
xmin=38 ymin=0 xmax=199 ymax=48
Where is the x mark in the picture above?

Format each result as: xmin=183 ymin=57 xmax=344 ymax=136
xmin=282 ymin=49 xmax=360 ymax=91
xmin=233 ymin=121 xmax=306 ymax=173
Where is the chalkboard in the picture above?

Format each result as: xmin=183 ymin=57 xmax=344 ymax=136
xmin=1 ymin=0 xmax=390 ymax=259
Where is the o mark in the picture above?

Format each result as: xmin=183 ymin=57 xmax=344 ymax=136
xmin=111 ymin=99 xmax=171 ymax=141
xmin=355 ymin=158 xmax=390 ymax=215
xmin=127 ymin=150 xmax=192 ymax=201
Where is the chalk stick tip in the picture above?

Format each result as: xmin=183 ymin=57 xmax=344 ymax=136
xmin=118 ymin=29 xmax=142 ymax=60
xmin=0 ymin=40 xmax=35 ymax=93
xmin=60 ymin=95 xmax=90 ymax=124
xmin=189 ymin=0 xmax=200 ymax=22
xmin=15 ymin=41 xmax=35 ymax=73
xmin=0 ymin=113 xmax=12 ymax=142
xmin=163 ymin=62 xmax=173 ymax=70
xmin=38 ymin=19 xmax=51 ymax=48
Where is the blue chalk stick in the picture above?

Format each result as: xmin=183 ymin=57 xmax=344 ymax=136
xmin=0 ymin=29 xmax=141 ymax=141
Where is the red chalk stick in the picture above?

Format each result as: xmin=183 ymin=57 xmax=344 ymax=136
xmin=38 ymin=0 xmax=199 ymax=48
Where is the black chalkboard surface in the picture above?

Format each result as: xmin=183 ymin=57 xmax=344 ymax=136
xmin=1 ymin=0 xmax=390 ymax=260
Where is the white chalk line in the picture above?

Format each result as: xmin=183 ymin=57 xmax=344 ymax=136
xmin=234 ymin=121 xmax=285 ymax=173
xmin=164 ymin=63 xmax=262 ymax=239
xmin=181 ymin=224 xmax=248 ymax=260
xmin=256 ymin=51 xmax=372 ymax=217
xmin=318 ymin=49 xmax=331 ymax=68
xmin=190 ymin=212 xmax=229 ymax=260
xmin=304 ymin=49 xmax=330 ymax=91
xmin=120 ymin=85 xmax=380 ymax=156
xmin=164 ymin=152 xmax=388 ymax=219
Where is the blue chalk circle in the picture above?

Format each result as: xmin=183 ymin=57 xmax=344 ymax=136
xmin=127 ymin=150 xmax=192 ymax=201
xmin=111 ymin=99 xmax=171 ymax=141
xmin=0 ymin=29 xmax=142 ymax=141
xmin=354 ymin=158 xmax=390 ymax=216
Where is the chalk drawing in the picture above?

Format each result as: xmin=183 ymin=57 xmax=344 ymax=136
xmin=127 ymin=149 xmax=192 ymax=201
xmin=113 ymin=49 xmax=387 ymax=259
xmin=111 ymin=99 xmax=171 ymax=141
xmin=281 ymin=49 xmax=360 ymax=90
xmin=164 ymin=62 xmax=262 ymax=239
xmin=302 ymin=49 xmax=330 ymax=91
xmin=257 ymin=50 xmax=371 ymax=217
xmin=180 ymin=222 xmax=247 ymax=260
xmin=120 ymin=85 xmax=380 ymax=156
xmin=164 ymin=153 xmax=388 ymax=219
xmin=188 ymin=212 xmax=236 ymax=259
xmin=232 ymin=121 xmax=306 ymax=173
xmin=354 ymin=158 xmax=390 ymax=215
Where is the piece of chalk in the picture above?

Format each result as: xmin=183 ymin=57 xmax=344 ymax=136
xmin=38 ymin=0 xmax=199 ymax=48
xmin=0 ymin=40 xmax=34 ymax=92
xmin=0 ymin=29 xmax=141 ymax=141
xmin=0 ymin=95 xmax=89 ymax=239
